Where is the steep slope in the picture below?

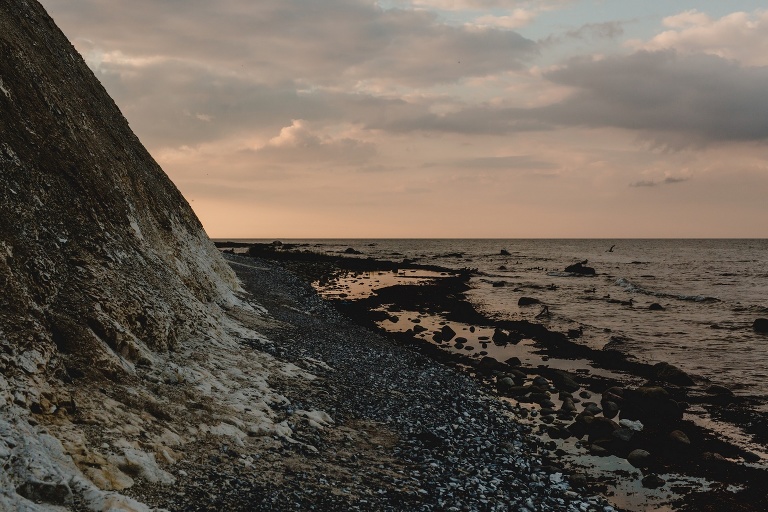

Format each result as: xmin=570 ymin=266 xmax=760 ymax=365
xmin=0 ymin=0 xmax=240 ymax=381
xmin=0 ymin=1 xmax=295 ymax=510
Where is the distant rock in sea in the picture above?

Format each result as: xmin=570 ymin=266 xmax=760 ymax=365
xmin=565 ymin=260 xmax=596 ymax=276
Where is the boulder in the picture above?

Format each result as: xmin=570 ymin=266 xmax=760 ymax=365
xmin=440 ymin=325 xmax=457 ymax=342
xmin=551 ymin=370 xmax=580 ymax=392
xmin=518 ymin=297 xmax=541 ymax=306
xmin=495 ymin=377 xmax=517 ymax=394
xmin=649 ymin=303 xmax=665 ymax=311
xmin=705 ymin=384 xmax=734 ymax=397
xmin=653 ymin=362 xmax=695 ymax=386
xmin=621 ymin=386 xmax=682 ymax=425
xmin=601 ymin=401 xmax=619 ymax=419
xmin=476 ymin=356 xmax=509 ymax=373
xmin=492 ymin=328 xmax=509 ymax=345
xmin=753 ymin=318 xmax=768 ymax=333
xmin=668 ymin=430 xmax=691 ymax=448
xmin=492 ymin=281 xmax=506 ymax=287
xmin=500 ymin=249 xmax=511 ymax=256
xmin=627 ymin=449 xmax=651 ymax=468
xmin=641 ymin=475 xmax=665 ymax=489
xmin=564 ymin=261 xmax=596 ymax=276
xmin=344 ymin=247 xmax=363 ymax=254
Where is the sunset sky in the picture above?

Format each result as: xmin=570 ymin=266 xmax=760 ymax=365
xmin=40 ymin=1 xmax=768 ymax=238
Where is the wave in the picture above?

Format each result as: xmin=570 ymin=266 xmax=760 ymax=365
xmin=615 ymin=277 xmax=720 ymax=303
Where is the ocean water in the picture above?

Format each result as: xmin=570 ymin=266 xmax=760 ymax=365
xmin=240 ymin=239 xmax=768 ymax=400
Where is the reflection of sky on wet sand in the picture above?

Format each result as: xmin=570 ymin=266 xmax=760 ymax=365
xmin=314 ymin=269 xmax=451 ymax=300
xmin=312 ymin=269 xmax=768 ymax=510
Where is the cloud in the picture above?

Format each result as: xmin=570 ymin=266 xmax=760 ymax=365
xmin=473 ymin=10 xmax=539 ymax=29
xmin=630 ymin=175 xmax=690 ymax=188
xmin=428 ymin=154 xmax=558 ymax=170
xmin=45 ymin=0 xmax=537 ymax=89
xmin=563 ymin=21 xmax=624 ymax=41
xmin=249 ymin=120 xmax=376 ymax=165
xmin=627 ymin=9 xmax=768 ymax=66
xmin=528 ymin=50 xmax=768 ymax=147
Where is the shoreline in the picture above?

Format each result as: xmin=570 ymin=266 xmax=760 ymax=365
xmin=223 ymin=242 xmax=768 ymax=511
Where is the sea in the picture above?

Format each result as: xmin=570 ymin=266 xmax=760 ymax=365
xmin=234 ymin=238 xmax=768 ymax=403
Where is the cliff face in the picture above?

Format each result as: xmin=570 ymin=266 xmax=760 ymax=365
xmin=0 ymin=0 xmax=239 ymax=381
xmin=0 ymin=2 xmax=277 ymax=510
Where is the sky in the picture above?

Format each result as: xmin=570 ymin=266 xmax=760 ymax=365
xmin=40 ymin=0 xmax=768 ymax=238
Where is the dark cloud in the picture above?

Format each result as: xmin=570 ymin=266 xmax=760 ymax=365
xmin=43 ymin=0 xmax=537 ymax=88
xmin=541 ymin=21 xmax=625 ymax=47
xmin=532 ymin=50 xmax=768 ymax=147
xmin=564 ymin=21 xmax=624 ymax=40
xmin=629 ymin=175 xmax=690 ymax=188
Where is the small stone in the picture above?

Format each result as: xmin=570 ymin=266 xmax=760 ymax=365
xmin=627 ymin=449 xmax=651 ymax=468
xmin=641 ymin=474 xmax=665 ymax=489
xmin=668 ymin=430 xmax=691 ymax=447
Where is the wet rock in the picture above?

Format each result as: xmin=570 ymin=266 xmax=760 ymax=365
xmin=492 ymin=328 xmax=509 ymax=345
xmin=612 ymin=428 xmax=635 ymax=443
xmin=668 ymin=430 xmax=691 ymax=448
xmin=505 ymin=357 xmax=522 ymax=367
xmin=621 ymin=386 xmax=682 ymax=425
xmin=618 ymin=418 xmax=644 ymax=432
xmin=476 ymin=356 xmax=509 ymax=374
xmin=627 ymin=449 xmax=651 ymax=468
xmin=753 ymin=318 xmax=768 ymax=333
xmin=560 ymin=398 xmax=577 ymax=413
xmin=567 ymin=328 xmax=582 ymax=339
xmin=649 ymin=303 xmax=665 ymax=311
xmin=551 ymin=370 xmax=580 ymax=392
xmin=518 ymin=297 xmax=541 ymax=306
xmin=583 ymin=403 xmax=603 ymax=416
xmin=495 ymin=377 xmax=517 ymax=394
xmin=641 ymin=474 xmax=665 ymax=489
xmin=413 ymin=325 xmax=428 ymax=334
xmin=601 ymin=401 xmax=619 ymax=419
xmin=653 ymin=362 xmax=695 ymax=386
xmin=500 ymin=249 xmax=511 ymax=255
xmin=344 ymin=247 xmax=363 ymax=254
xmin=441 ymin=325 xmax=457 ymax=342
xmin=705 ymin=384 xmax=734 ymax=397
xmin=701 ymin=452 xmax=727 ymax=462
xmin=564 ymin=261 xmax=596 ymax=276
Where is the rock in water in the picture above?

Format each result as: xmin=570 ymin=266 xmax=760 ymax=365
xmin=653 ymin=362 xmax=695 ymax=386
xmin=564 ymin=261 xmax=596 ymax=276
xmin=754 ymin=318 xmax=768 ymax=333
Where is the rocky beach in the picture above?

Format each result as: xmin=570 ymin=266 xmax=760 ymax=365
xmin=2 ymin=1 xmax=767 ymax=511
xmin=217 ymin=241 xmax=768 ymax=511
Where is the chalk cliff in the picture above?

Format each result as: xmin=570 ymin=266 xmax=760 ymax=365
xmin=0 ymin=2 xmax=298 ymax=509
